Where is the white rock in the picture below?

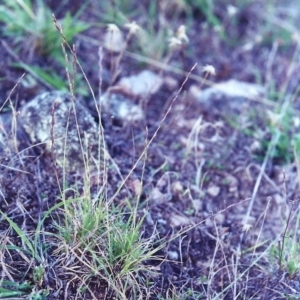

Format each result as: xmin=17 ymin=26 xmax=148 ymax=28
xmin=206 ymin=184 xmax=220 ymax=197
xmin=168 ymin=251 xmax=179 ymax=261
xmin=118 ymin=70 xmax=163 ymax=96
xmin=190 ymin=79 xmax=265 ymax=112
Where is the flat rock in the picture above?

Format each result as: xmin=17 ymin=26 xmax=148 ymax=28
xmin=189 ymin=79 xmax=265 ymax=113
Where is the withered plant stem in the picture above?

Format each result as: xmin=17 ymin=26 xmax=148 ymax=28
xmin=111 ymin=31 xmax=135 ymax=85
xmin=53 ymin=14 xmax=107 ymax=181
xmin=279 ymin=171 xmax=295 ymax=270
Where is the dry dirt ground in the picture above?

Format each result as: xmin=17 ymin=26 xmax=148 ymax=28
xmin=1 ymin=1 xmax=300 ymax=299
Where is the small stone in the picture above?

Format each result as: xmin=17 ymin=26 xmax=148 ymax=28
xmin=206 ymin=184 xmax=220 ymax=197
xmin=164 ymin=76 xmax=178 ymax=91
xmin=223 ymin=173 xmax=239 ymax=193
xmin=172 ymin=181 xmax=183 ymax=194
xmin=118 ymin=70 xmax=163 ymax=96
xmin=192 ymin=199 xmax=202 ymax=213
xmin=170 ymin=213 xmax=192 ymax=227
xmin=100 ymin=92 xmax=144 ymax=123
xmin=168 ymin=251 xmax=179 ymax=261
xmin=149 ymin=187 xmax=172 ymax=205
xmin=205 ymin=213 xmax=225 ymax=227
xmin=250 ymin=140 xmax=261 ymax=153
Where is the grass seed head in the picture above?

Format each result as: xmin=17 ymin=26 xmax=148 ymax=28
xmin=168 ymin=36 xmax=182 ymax=49
xmin=176 ymin=24 xmax=189 ymax=43
xmin=124 ymin=21 xmax=140 ymax=36
xmin=104 ymin=23 xmax=124 ymax=52
xmin=202 ymin=64 xmax=216 ymax=76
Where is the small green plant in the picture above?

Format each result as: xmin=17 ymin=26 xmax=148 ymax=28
xmin=135 ymin=26 xmax=171 ymax=61
xmin=284 ymin=239 xmax=300 ymax=277
xmin=55 ymin=187 xmax=160 ymax=297
xmin=33 ymin=265 xmax=45 ymax=286
xmin=269 ymin=235 xmax=300 ymax=277
xmin=0 ymin=0 xmax=89 ymax=58
xmin=181 ymin=0 xmax=226 ymax=40
xmin=252 ymin=103 xmax=300 ymax=164
xmin=96 ymin=0 xmax=139 ymax=25
xmin=29 ymin=289 xmax=49 ymax=300
xmin=268 ymin=192 xmax=300 ymax=278
xmin=99 ymin=1 xmax=190 ymax=63
xmin=0 ymin=210 xmax=42 ymax=263
xmin=12 ymin=63 xmax=89 ymax=95
xmin=0 ymin=258 xmax=49 ymax=299
xmin=0 ymin=212 xmax=51 ymax=299
xmin=279 ymin=201 xmax=300 ymax=278
xmin=260 ymin=2 xmax=295 ymax=48
xmin=189 ymin=0 xmax=222 ymax=28
xmin=0 ymin=280 xmax=48 ymax=299
xmin=156 ymin=286 xmax=203 ymax=300
xmin=0 ymin=281 xmax=32 ymax=298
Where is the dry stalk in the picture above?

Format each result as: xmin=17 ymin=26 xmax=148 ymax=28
xmin=53 ymin=14 xmax=109 ymax=187
xmin=279 ymin=171 xmax=296 ymax=270
xmin=111 ymin=27 xmax=137 ymax=85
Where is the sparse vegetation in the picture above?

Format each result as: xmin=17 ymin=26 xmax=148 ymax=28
xmin=0 ymin=0 xmax=89 ymax=57
xmin=1 ymin=0 xmax=300 ymax=299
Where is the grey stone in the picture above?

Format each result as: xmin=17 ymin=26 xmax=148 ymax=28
xmin=100 ymin=91 xmax=144 ymax=123
xmin=190 ymin=79 xmax=265 ymax=113
xmin=19 ymin=91 xmax=105 ymax=173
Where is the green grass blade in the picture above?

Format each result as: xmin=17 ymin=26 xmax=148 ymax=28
xmin=0 ymin=210 xmax=39 ymax=262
